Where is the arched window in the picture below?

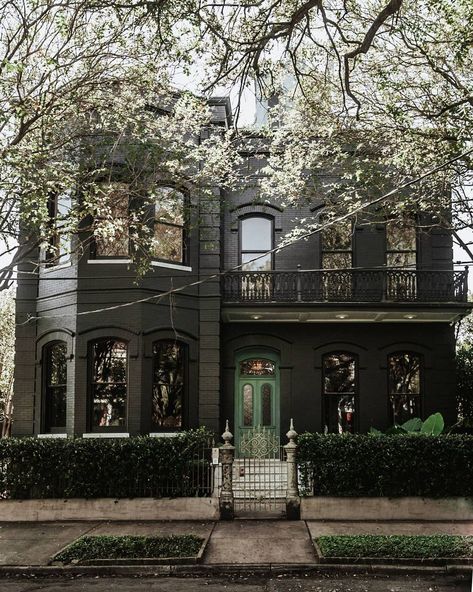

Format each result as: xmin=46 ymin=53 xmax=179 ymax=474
xmin=152 ymin=340 xmax=185 ymax=429
xmin=323 ymin=352 xmax=357 ymax=433
xmin=43 ymin=342 xmax=67 ymax=432
xmin=90 ymin=339 xmax=127 ymax=428
xmin=153 ymin=187 xmax=187 ymax=264
xmin=240 ymin=216 xmax=273 ymax=272
xmin=388 ymin=352 xmax=421 ymax=424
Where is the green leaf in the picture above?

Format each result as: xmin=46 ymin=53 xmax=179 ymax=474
xmin=385 ymin=425 xmax=408 ymax=435
xmin=421 ymin=413 xmax=445 ymax=435
xmin=401 ymin=418 xmax=422 ymax=432
xmin=369 ymin=427 xmax=383 ymax=435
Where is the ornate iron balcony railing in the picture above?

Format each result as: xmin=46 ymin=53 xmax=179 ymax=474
xmin=222 ymin=268 xmax=469 ymax=304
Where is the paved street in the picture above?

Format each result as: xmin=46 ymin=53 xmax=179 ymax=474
xmin=0 ymin=575 xmax=469 ymax=592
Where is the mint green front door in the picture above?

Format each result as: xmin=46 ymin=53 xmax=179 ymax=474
xmin=235 ymin=356 xmax=279 ymax=455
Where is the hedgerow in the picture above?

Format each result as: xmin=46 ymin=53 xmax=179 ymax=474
xmin=55 ymin=535 xmax=203 ymax=562
xmin=298 ymin=433 xmax=473 ymax=497
xmin=316 ymin=535 xmax=473 ymax=559
xmin=0 ymin=429 xmax=213 ymax=499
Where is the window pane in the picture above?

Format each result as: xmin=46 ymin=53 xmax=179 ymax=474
xmin=154 ymin=222 xmax=183 ymax=263
xmin=388 ymin=353 xmax=421 ymax=394
xmin=325 ymin=394 xmax=355 ymax=434
xmin=322 ymin=221 xmax=352 ymax=250
xmin=93 ymin=384 xmax=127 ymax=427
xmin=242 ymin=252 xmax=272 ymax=272
xmin=324 ymin=353 xmax=356 ymax=394
xmin=91 ymin=340 xmax=127 ymax=428
xmin=241 ymin=217 xmax=272 ymax=251
xmin=155 ymin=187 xmax=184 ymax=225
xmin=261 ymin=383 xmax=272 ymax=426
xmin=390 ymin=394 xmax=421 ymax=425
xmin=45 ymin=342 xmax=67 ymax=431
xmin=240 ymin=359 xmax=275 ymax=376
xmin=95 ymin=183 xmax=129 ymax=257
xmin=243 ymin=384 xmax=253 ymax=426
xmin=386 ymin=252 xmax=417 ymax=268
xmin=386 ymin=223 xmax=416 ymax=251
xmin=322 ymin=252 xmax=352 ymax=269
xmin=152 ymin=341 xmax=184 ymax=428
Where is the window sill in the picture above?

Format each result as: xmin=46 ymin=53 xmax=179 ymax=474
xmin=40 ymin=261 xmax=72 ymax=273
xmin=37 ymin=433 xmax=68 ymax=439
xmin=82 ymin=432 xmax=130 ymax=438
xmin=151 ymin=261 xmax=192 ymax=272
xmin=149 ymin=432 xmax=180 ymax=437
xmin=87 ymin=259 xmax=133 ymax=264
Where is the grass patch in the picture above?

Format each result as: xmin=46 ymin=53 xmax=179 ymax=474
xmin=55 ymin=534 xmax=204 ymax=563
xmin=316 ymin=535 xmax=473 ymax=559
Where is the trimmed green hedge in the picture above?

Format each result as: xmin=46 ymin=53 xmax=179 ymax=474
xmin=316 ymin=534 xmax=473 ymax=559
xmin=298 ymin=433 xmax=473 ymax=497
xmin=0 ymin=429 xmax=213 ymax=499
xmin=55 ymin=535 xmax=203 ymax=562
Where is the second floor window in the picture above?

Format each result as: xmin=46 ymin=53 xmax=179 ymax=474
xmin=153 ymin=187 xmax=187 ymax=264
xmin=46 ymin=194 xmax=71 ymax=266
xmin=321 ymin=219 xmax=353 ymax=269
xmin=90 ymin=339 xmax=127 ymax=428
xmin=94 ymin=182 xmax=130 ymax=258
xmin=240 ymin=216 xmax=273 ymax=272
xmin=386 ymin=221 xmax=417 ymax=269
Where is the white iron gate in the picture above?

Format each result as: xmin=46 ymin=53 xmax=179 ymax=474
xmin=233 ymin=425 xmax=287 ymax=515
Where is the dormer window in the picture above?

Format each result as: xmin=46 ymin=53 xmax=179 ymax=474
xmin=153 ymin=187 xmax=187 ymax=264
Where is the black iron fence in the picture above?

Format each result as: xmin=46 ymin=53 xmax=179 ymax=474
xmin=222 ymin=268 xmax=468 ymax=304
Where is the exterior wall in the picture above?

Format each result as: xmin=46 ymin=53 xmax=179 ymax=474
xmin=222 ymin=322 xmax=457 ymax=435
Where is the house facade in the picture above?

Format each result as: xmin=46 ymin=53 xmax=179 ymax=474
xmin=12 ymin=97 xmax=472 ymax=446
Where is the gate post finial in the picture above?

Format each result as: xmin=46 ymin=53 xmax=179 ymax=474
xmin=284 ymin=418 xmax=301 ymax=520
xmin=219 ymin=419 xmax=235 ymax=520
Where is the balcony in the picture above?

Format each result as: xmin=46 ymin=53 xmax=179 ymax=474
xmin=222 ymin=268 xmax=469 ymax=305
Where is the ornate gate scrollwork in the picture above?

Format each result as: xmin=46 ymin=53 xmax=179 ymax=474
xmin=240 ymin=425 xmax=279 ymax=459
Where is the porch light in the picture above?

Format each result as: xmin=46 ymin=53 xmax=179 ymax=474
xmin=404 ymin=314 xmax=417 ymax=319
xmin=335 ymin=314 xmax=348 ymax=319
xmin=251 ymin=314 xmax=262 ymax=320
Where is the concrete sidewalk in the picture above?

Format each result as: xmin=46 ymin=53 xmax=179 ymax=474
xmin=2 ymin=520 xmax=473 ymax=567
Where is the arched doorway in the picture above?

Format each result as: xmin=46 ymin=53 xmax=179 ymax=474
xmin=234 ymin=351 xmax=280 ymax=455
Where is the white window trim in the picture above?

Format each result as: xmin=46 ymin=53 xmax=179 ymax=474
xmin=151 ymin=261 xmax=192 ymax=272
xmin=37 ymin=433 xmax=68 ymax=439
xmin=149 ymin=432 xmax=180 ymax=437
xmin=40 ymin=261 xmax=72 ymax=273
xmin=82 ymin=432 xmax=130 ymax=438
xmin=87 ymin=259 xmax=133 ymax=265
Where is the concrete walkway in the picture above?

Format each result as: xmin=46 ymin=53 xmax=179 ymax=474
xmin=2 ymin=520 xmax=473 ymax=566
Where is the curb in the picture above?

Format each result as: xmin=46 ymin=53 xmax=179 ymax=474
xmin=0 ymin=563 xmax=471 ymax=578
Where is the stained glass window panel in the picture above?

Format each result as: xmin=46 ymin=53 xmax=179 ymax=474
xmin=240 ymin=359 xmax=275 ymax=376
xmin=243 ymin=384 xmax=253 ymax=426
xmin=261 ymin=383 xmax=272 ymax=426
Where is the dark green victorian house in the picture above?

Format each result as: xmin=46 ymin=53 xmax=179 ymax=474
xmin=13 ymin=97 xmax=472 ymax=446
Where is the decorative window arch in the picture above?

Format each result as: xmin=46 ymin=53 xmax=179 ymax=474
xmin=387 ymin=351 xmax=421 ymax=424
xmin=322 ymin=352 xmax=357 ymax=433
xmin=152 ymin=340 xmax=186 ymax=429
xmin=43 ymin=341 xmax=67 ymax=433
xmin=153 ymin=186 xmax=188 ymax=264
xmin=89 ymin=338 xmax=128 ymax=428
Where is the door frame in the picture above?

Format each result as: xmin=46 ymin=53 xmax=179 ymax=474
xmin=234 ymin=349 xmax=280 ymax=454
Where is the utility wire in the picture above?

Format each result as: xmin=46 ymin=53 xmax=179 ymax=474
xmin=17 ymin=146 xmax=473 ymax=325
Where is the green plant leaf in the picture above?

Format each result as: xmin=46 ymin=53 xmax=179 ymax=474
xmin=369 ymin=427 xmax=383 ymax=435
xmin=401 ymin=418 xmax=422 ymax=432
xmin=421 ymin=412 xmax=445 ymax=435
xmin=385 ymin=425 xmax=408 ymax=435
